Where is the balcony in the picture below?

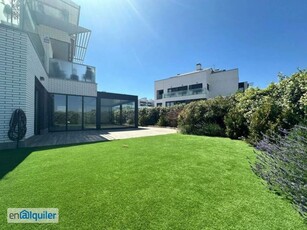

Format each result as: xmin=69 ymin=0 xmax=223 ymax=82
xmin=49 ymin=58 xmax=96 ymax=83
xmin=163 ymin=88 xmax=207 ymax=99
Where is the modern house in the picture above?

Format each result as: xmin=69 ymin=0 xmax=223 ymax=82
xmin=155 ymin=64 xmax=248 ymax=107
xmin=0 ymin=0 xmax=138 ymax=149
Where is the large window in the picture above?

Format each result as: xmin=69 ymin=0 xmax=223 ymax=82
xmin=50 ymin=94 xmax=66 ymax=131
xmin=84 ymin=97 xmax=97 ymax=129
xmin=50 ymin=94 xmax=96 ymax=131
xmin=49 ymin=93 xmax=137 ymax=131
xmin=101 ymin=99 xmax=136 ymax=129
xmin=67 ymin=96 xmax=82 ymax=130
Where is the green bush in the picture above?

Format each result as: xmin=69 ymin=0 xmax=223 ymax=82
xmin=178 ymin=96 xmax=233 ymax=136
xmin=139 ymin=105 xmax=184 ymax=127
xmin=248 ymin=97 xmax=282 ymax=144
xmin=225 ymin=107 xmax=248 ymax=139
xmin=225 ymin=70 xmax=307 ymax=143
xmin=138 ymin=107 xmax=160 ymax=126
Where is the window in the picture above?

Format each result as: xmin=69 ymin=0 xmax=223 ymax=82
xmin=101 ymin=99 xmax=135 ymax=129
xmin=157 ymin=90 xmax=164 ymax=99
xmin=207 ymin=84 xmax=210 ymax=91
xmin=157 ymin=103 xmax=162 ymax=107
xmin=167 ymin=86 xmax=188 ymax=92
xmin=166 ymin=102 xmax=174 ymax=107
xmin=189 ymin=83 xmax=202 ymax=90
xmin=67 ymin=96 xmax=82 ymax=130
xmin=50 ymin=94 xmax=67 ymax=131
xmin=84 ymin=97 xmax=96 ymax=129
xmin=50 ymin=94 xmax=97 ymax=131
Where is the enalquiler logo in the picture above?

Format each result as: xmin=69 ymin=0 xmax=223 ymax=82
xmin=7 ymin=208 xmax=59 ymax=223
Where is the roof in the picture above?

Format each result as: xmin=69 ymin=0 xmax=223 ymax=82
xmin=154 ymin=68 xmax=212 ymax=82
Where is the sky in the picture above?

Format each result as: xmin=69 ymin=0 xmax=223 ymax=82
xmin=74 ymin=0 xmax=307 ymax=99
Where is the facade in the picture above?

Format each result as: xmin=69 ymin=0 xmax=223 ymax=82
xmin=155 ymin=64 xmax=247 ymax=107
xmin=0 ymin=0 xmax=138 ymax=149
xmin=138 ymin=98 xmax=154 ymax=109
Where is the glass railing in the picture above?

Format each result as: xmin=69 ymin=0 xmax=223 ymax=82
xmin=49 ymin=58 xmax=96 ymax=83
xmin=28 ymin=0 xmax=80 ymax=26
xmin=163 ymin=88 xmax=207 ymax=98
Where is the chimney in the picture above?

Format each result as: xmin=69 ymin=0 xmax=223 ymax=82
xmin=196 ymin=63 xmax=202 ymax=71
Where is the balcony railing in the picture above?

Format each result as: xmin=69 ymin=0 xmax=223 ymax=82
xmin=49 ymin=58 xmax=96 ymax=83
xmin=163 ymin=88 xmax=207 ymax=98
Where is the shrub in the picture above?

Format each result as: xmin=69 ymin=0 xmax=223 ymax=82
xmin=225 ymin=70 xmax=307 ymax=142
xmin=248 ymin=97 xmax=282 ymax=144
xmin=224 ymin=107 xmax=248 ymax=139
xmin=199 ymin=123 xmax=225 ymax=137
xmin=139 ymin=105 xmax=184 ymax=127
xmin=138 ymin=107 xmax=160 ymax=126
xmin=178 ymin=96 xmax=233 ymax=136
xmin=165 ymin=105 xmax=185 ymax=127
xmin=251 ymin=125 xmax=307 ymax=217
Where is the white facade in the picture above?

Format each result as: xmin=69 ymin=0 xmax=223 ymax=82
xmin=155 ymin=65 xmax=239 ymax=107
xmin=0 ymin=0 xmax=97 ymax=148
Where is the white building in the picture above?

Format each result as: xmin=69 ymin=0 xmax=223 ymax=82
xmin=155 ymin=64 xmax=246 ymax=107
xmin=138 ymin=98 xmax=155 ymax=109
xmin=0 ymin=0 xmax=138 ymax=149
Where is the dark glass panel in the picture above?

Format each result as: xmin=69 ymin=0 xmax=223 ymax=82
xmin=84 ymin=97 xmax=96 ymax=129
xmin=50 ymin=94 xmax=66 ymax=131
xmin=67 ymin=95 xmax=82 ymax=130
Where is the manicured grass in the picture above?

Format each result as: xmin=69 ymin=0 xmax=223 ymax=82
xmin=0 ymin=134 xmax=305 ymax=229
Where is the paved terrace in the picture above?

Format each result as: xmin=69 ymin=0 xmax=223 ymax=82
xmin=25 ymin=127 xmax=177 ymax=148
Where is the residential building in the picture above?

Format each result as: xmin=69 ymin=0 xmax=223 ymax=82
xmin=138 ymin=98 xmax=154 ymax=109
xmin=0 ymin=0 xmax=138 ymax=149
xmin=155 ymin=64 xmax=247 ymax=107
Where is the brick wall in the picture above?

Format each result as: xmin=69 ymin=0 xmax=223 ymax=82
xmin=0 ymin=25 xmax=49 ymax=148
xmin=0 ymin=26 xmax=28 ymax=145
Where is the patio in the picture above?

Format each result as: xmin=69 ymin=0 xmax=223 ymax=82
xmin=25 ymin=127 xmax=177 ymax=148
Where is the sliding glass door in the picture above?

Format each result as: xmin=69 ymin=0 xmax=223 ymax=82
xmin=67 ymin=95 xmax=82 ymax=131
xmin=50 ymin=94 xmax=67 ymax=131
xmin=50 ymin=94 xmax=97 ymax=131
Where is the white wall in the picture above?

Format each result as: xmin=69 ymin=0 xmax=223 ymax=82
xmin=0 ymin=26 xmax=28 ymax=145
xmin=47 ymin=78 xmax=97 ymax=97
xmin=0 ymin=25 xmax=52 ymax=147
xmin=154 ymin=68 xmax=239 ymax=106
xmin=207 ymin=69 xmax=239 ymax=98
xmin=154 ymin=70 xmax=210 ymax=106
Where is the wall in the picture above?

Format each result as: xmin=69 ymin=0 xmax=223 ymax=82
xmin=47 ymin=78 xmax=97 ymax=97
xmin=0 ymin=26 xmax=27 ymax=147
xmin=0 ymin=25 xmax=50 ymax=148
xmin=207 ymin=69 xmax=239 ymax=98
xmin=154 ymin=70 xmax=210 ymax=106
xmin=26 ymin=35 xmax=49 ymax=139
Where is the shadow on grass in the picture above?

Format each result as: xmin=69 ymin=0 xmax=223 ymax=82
xmin=0 ymin=141 xmax=106 ymax=180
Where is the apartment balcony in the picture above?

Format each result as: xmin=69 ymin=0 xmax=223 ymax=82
xmin=49 ymin=58 xmax=96 ymax=83
xmin=163 ymin=88 xmax=207 ymax=99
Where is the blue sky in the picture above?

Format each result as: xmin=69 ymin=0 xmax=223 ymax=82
xmin=74 ymin=0 xmax=307 ymax=99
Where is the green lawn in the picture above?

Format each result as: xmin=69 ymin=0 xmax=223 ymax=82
xmin=0 ymin=134 xmax=305 ymax=229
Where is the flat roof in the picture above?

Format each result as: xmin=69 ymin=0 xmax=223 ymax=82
xmin=155 ymin=68 xmax=211 ymax=82
xmin=155 ymin=68 xmax=238 ymax=82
